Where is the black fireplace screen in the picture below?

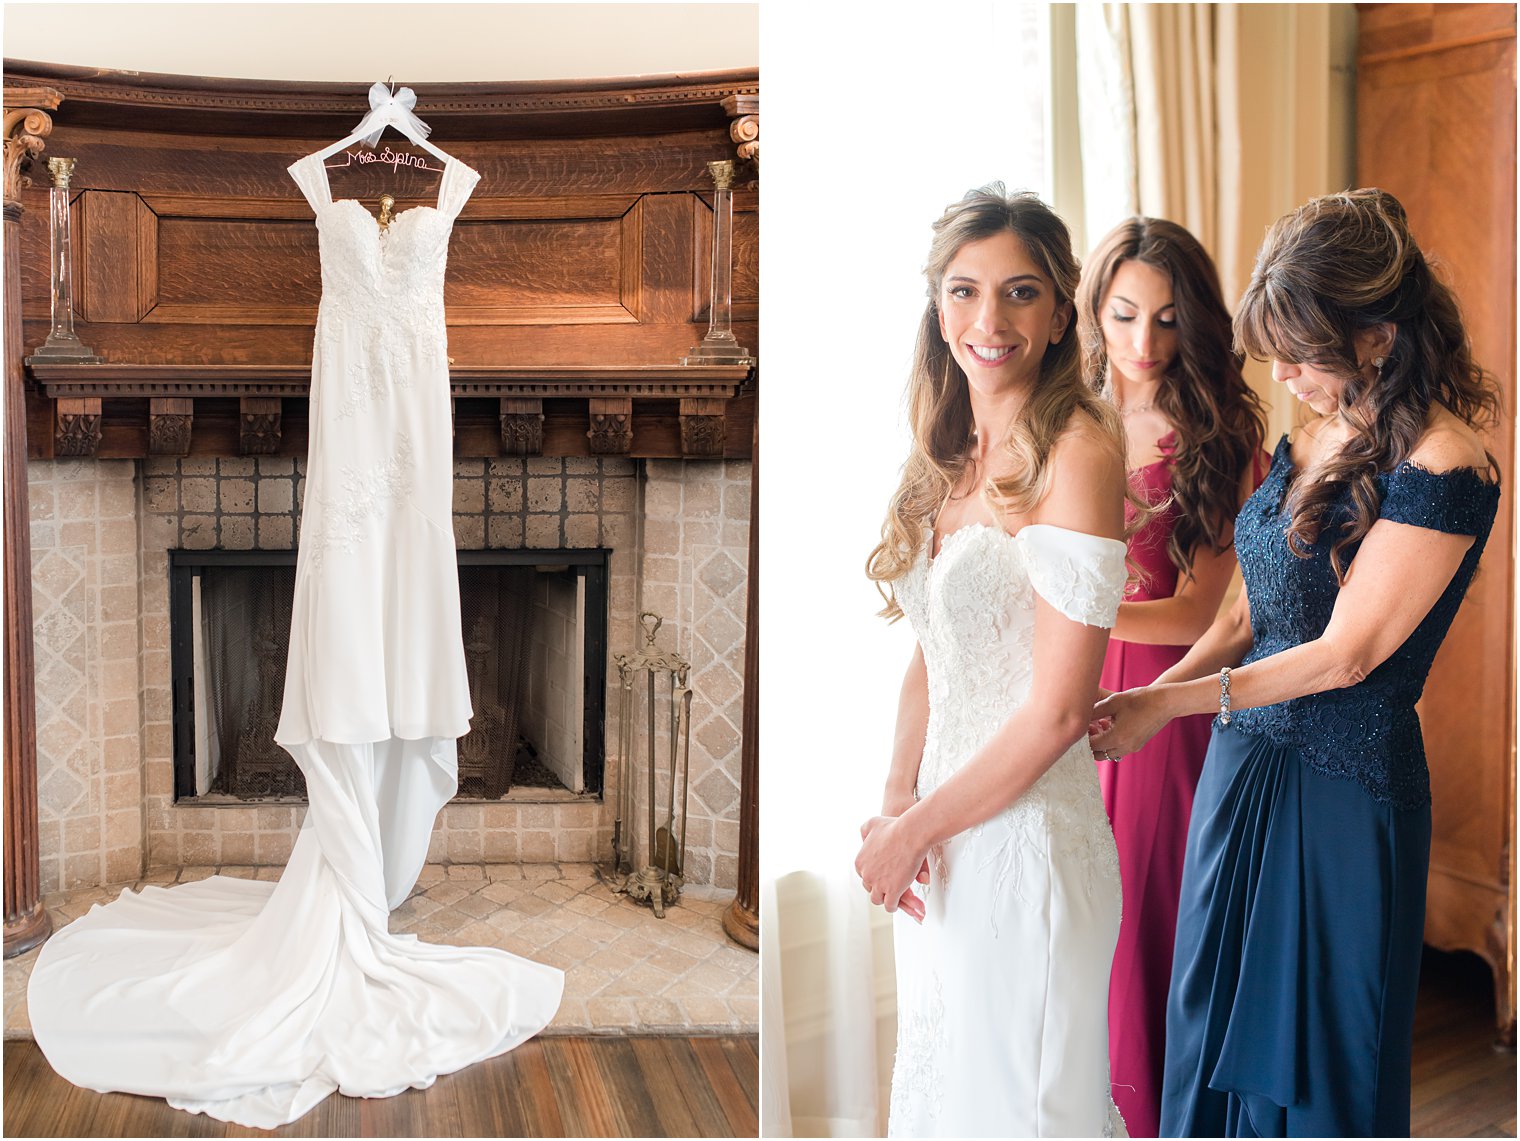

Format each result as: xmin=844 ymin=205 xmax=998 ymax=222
xmin=170 ymin=550 xmax=607 ymax=803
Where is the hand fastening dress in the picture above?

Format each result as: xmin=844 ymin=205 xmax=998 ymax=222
xmin=27 ymin=153 xmax=563 ymax=1128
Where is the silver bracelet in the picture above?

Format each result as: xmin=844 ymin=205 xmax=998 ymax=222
xmin=1219 ymin=666 xmax=1232 ymax=725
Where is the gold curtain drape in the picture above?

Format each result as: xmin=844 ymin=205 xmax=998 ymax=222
xmin=1066 ymin=3 xmax=1357 ymax=437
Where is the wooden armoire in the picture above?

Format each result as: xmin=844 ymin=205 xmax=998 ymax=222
xmin=1357 ymin=3 xmax=1516 ymax=1042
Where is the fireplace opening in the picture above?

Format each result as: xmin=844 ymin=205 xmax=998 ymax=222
xmin=169 ymin=549 xmax=608 ymax=804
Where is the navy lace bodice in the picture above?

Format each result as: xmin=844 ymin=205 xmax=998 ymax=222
xmin=1228 ymin=434 xmax=1501 ymax=807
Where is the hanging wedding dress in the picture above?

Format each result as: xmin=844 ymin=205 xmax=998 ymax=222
xmin=28 ymin=88 xmax=563 ymax=1128
xmin=887 ymin=523 xmax=1129 ymax=1138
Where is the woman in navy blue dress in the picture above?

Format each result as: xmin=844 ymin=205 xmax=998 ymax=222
xmin=1088 ymin=188 xmax=1502 ymax=1137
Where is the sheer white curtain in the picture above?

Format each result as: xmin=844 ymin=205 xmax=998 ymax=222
xmin=762 ymin=4 xmax=1051 ymax=1135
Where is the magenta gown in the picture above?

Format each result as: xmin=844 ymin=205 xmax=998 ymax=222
xmin=1097 ymin=434 xmax=1220 ymax=1138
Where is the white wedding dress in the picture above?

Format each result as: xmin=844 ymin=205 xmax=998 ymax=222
xmin=887 ymin=523 xmax=1129 ymax=1138
xmin=27 ymin=152 xmax=563 ymax=1128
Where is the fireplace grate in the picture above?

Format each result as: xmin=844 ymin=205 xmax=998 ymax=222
xmin=170 ymin=550 xmax=608 ymax=804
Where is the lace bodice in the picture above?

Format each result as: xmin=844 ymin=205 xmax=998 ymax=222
xmin=289 ymin=154 xmax=477 ymax=310
xmin=1229 ymin=435 xmax=1501 ymax=807
xmin=897 ymin=523 xmax=1127 ymax=836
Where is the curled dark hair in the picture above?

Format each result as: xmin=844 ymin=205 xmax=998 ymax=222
xmin=1078 ymin=217 xmax=1266 ymax=579
xmin=1235 ymin=188 xmax=1500 ymax=582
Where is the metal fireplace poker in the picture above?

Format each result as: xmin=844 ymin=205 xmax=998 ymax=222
xmin=608 ymin=612 xmax=693 ymax=918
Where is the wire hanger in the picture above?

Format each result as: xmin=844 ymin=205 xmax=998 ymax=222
xmin=310 ymin=79 xmax=455 ymax=170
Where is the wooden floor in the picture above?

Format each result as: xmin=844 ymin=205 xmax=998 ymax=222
xmin=3 ymin=1035 xmax=758 ymax=1138
xmin=1412 ymin=948 xmax=1515 ymax=1138
xmin=4 ymin=951 xmax=1511 ymax=1138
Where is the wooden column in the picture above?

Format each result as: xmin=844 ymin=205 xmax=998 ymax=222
xmin=723 ymin=413 xmax=758 ymax=950
xmin=3 ymin=90 xmax=60 ymax=958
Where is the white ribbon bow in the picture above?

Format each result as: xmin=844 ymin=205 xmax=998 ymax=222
xmin=352 ymin=81 xmax=432 ymax=149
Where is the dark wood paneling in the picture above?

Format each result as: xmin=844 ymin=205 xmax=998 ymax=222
xmin=8 ymin=68 xmax=760 ymax=459
xmin=692 ymin=189 xmax=759 ymax=324
xmin=1357 ymin=2 xmax=1517 ymax=1041
xmin=76 ymin=190 xmax=156 ymax=323
xmin=449 ymin=213 xmax=635 ymax=320
xmin=1359 ymin=3 xmax=1516 ymax=62
xmin=152 ymin=214 xmax=315 ymax=319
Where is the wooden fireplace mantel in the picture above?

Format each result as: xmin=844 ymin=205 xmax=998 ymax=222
xmin=2 ymin=61 xmax=759 ymax=141
xmin=29 ymin=362 xmax=754 ymax=460
xmin=5 ymin=61 xmax=760 ymax=463
xmin=32 ymin=362 xmax=751 ymax=398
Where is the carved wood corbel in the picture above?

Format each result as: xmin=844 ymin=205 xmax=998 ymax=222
xmin=4 ymin=86 xmax=61 ymax=958
xmin=238 ymin=397 xmax=282 ymax=455
xmin=587 ymin=397 xmax=633 ymax=454
xmin=500 ymin=398 xmax=544 ymax=456
xmin=53 ymin=397 xmax=102 ymax=456
xmin=721 ymin=94 xmax=758 ymax=168
xmin=679 ymin=397 xmax=725 ymax=458
xmin=3 ymin=89 xmax=61 ymax=207
xmin=148 ymin=397 xmax=193 ymax=456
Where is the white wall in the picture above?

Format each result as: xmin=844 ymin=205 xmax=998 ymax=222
xmin=759 ymin=1 xmax=1049 ymax=880
xmin=2 ymin=3 xmax=756 ymax=81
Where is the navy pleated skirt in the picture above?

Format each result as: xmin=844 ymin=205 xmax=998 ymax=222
xmin=1159 ymin=725 xmax=1431 ymax=1138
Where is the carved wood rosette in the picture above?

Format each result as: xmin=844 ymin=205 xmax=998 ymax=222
xmin=500 ymin=398 xmax=544 ymax=456
xmin=148 ymin=397 xmax=192 ymax=455
xmin=679 ymin=398 xmax=725 ymax=458
xmin=53 ymin=397 xmax=101 ymax=456
xmin=587 ymin=398 xmax=633 ymax=455
xmin=238 ymin=398 xmax=281 ymax=455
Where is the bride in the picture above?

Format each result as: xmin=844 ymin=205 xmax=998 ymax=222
xmin=857 ymin=185 xmax=1129 ymax=1137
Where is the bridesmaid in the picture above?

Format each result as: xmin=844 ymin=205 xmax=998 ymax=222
xmin=1090 ymin=188 xmax=1501 ymax=1136
xmin=1075 ymin=218 xmax=1267 ymax=1138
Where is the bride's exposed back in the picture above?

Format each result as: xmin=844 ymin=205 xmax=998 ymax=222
xmin=856 ymin=185 xmax=1131 ymax=1137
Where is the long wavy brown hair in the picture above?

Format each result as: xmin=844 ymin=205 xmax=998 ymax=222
xmin=1077 ymin=217 xmax=1267 ymax=580
xmin=1234 ymin=187 xmax=1501 ymax=582
xmin=865 ymin=184 xmax=1123 ymax=619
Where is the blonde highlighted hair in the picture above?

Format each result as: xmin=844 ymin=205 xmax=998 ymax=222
xmin=866 ymin=184 xmax=1122 ymax=619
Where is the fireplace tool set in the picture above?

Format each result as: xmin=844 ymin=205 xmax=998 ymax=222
xmin=608 ymin=612 xmax=693 ymax=917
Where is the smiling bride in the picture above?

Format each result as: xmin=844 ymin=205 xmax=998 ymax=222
xmin=856 ymin=184 xmax=1130 ymax=1137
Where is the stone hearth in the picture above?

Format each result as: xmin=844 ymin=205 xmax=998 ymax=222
xmin=25 ymin=455 xmax=750 ymax=896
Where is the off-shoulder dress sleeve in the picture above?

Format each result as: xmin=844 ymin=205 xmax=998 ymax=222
xmin=1016 ymin=523 xmax=1129 ymax=628
xmin=1379 ymin=462 xmax=1501 ymax=537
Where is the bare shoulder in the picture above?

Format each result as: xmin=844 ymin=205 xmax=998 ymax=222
xmin=1407 ymin=407 xmax=1491 ymax=475
xmin=1030 ymin=409 xmax=1126 ymax=539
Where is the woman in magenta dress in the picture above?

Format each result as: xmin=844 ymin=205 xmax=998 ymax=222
xmin=1075 ymin=218 xmax=1267 ymax=1137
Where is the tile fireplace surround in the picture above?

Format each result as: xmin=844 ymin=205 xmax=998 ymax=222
xmin=25 ymin=454 xmax=751 ymax=899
